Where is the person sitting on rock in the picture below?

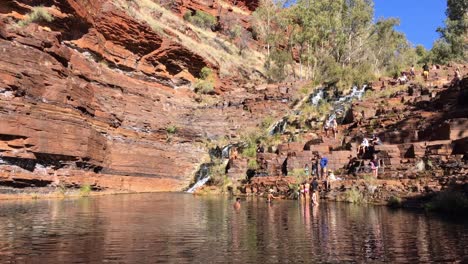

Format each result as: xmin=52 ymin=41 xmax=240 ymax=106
xmin=256 ymin=143 xmax=265 ymax=153
xmin=398 ymin=73 xmax=408 ymax=85
xmin=358 ymin=137 xmax=369 ymax=156
xmin=346 ymin=156 xmax=360 ymax=177
xmin=371 ymin=134 xmax=382 ymax=146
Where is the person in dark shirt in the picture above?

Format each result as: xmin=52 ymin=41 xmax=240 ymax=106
xmin=423 ymin=63 xmax=430 ymax=81
xmin=311 ymin=177 xmax=319 ymax=192
xmin=310 ymin=178 xmax=320 ymax=206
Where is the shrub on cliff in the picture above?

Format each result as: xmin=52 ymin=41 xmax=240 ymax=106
xmin=194 ymin=80 xmax=214 ymax=94
xmin=388 ymin=196 xmax=402 ymax=208
xmin=195 ymin=67 xmax=215 ymax=94
xmin=166 ymin=125 xmax=178 ymax=134
xmin=18 ymin=6 xmax=54 ymax=27
xmin=242 ymin=146 xmax=256 ymax=158
xmin=80 ymin=184 xmax=92 ymax=197
xmin=247 ymin=159 xmax=259 ymax=170
xmin=345 ymin=187 xmax=365 ymax=204
xmin=209 ymin=161 xmax=228 ymax=187
xmin=184 ymin=10 xmax=217 ymax=29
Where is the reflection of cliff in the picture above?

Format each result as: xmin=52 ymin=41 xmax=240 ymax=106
xmin=0 ymin=0 xmax=296 ymax=191
xmin=0 ymin=196 xmax=467 ymax=262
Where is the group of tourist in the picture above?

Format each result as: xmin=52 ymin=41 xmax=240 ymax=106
xmin=297 ymin=178 xmax=320 ymax=206
xmin=358 ymin=134 xmax=382 ymax=156
xmin=304 ymin=154 xmax=330 ymax=180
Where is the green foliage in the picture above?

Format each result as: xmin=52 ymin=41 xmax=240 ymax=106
xmin=228 ymin=25 xmax=242 ymax=40
xmin=184 ymin=10 xmax=217 ymax=29
xmin=289 ymin=168 xmax=306 ymax=177
xmin=80 ymin=184 xmax=92 ymax=197
xmin=262 ymin=133 xmax=283 ymax=150
xmin=261 ymin=116 xmax=275 ymax=129
xmin=199 ymin=67 xmax=213 ymax=80
xmin=195 ymin=80 xmax=214 ymax=94
xmin=242 ymin=145 xmax=257 ymax=158
xmin=195 ymin=67 xmax=215 ymax=94
xmin=247 ymin=159 xmax=259 ymax=170
xmin=425 ymin=191 xmax=468 ymax=214
xmin=345 ymin=187 xmax=365 ymax=204
xmin=429 ymin=40 xmax=454 ymax=64
xmin=363 ymin=174 xmax=376 ymax=183
xmin=209 ymin=160 xmax=228 ymax=186
xmin=432 ymin=0 xmax=467 ymax=63
xmin=388 ymin=196 xmax=402 ymax=208
xmin=415 ymin=45 xmax=430 ymax=63
xmin=18 ymin=6 xmax=54 ymax=27
xmin=256 ymin=0 xmax=419 ymax=86
xmin=166 ymin=125 xmax=178 ymax=134
xmin=265 ymin=49 xmax=293 ymax=82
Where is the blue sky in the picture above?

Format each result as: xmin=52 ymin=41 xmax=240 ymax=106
xmin=374 ymin=0 xmax=447 ymax=49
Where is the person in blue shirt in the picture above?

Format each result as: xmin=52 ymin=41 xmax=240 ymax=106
xmin=319 ymin=155 xmax=328 ymax=180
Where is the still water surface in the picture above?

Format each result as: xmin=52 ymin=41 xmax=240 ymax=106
xmin=0 ymin=193 xmax=467 ymax=263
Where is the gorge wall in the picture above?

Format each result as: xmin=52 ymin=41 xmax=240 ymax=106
xmin=0 ymin=0 xmax=296 ymax=191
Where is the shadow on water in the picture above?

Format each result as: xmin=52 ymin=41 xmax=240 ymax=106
xmin=0 ymin=194 xmax=467 ymax=263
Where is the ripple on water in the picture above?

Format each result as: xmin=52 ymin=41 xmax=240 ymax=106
xmin=0 ymin=194 xmax=467 ymax=263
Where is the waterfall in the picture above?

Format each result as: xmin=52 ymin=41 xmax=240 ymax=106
xmin=186 ymin=163 xmax=211 ymax=193
xmin=269 ymin=118 xmax=288 ymax=135
xmin=221 ymin=145 xmax=232 ymax=159
xmin=310 ymin=89 xmax=324 ymax=106
xmin=323 ymin=85 xmax=367 ymax=124
xmin=186 ymin=176 xmax=210 ymax=193
xmin=337 ymin=85 xmax=366 ymax=103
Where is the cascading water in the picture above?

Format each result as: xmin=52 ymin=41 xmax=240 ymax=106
xmin=186 ymin=85 xmax=367 ymax=192
xmin=309 ymin=89 xmax=324 ymax=106
xmin=221 ymin=145 xmax=232 ymax=159
xmin=324 ymin=85 xmax=367 ymax=124
xmin=186 ymin=163 xmax=211 ymax=193
xmin=269 ymin=118 xmax=288 ymax=135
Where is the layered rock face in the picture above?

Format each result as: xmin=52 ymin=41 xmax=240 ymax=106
xmin=231 ymin=66 xmax=467 ymax=203
xmin=0 ymin=0 xmax=295 ymax=191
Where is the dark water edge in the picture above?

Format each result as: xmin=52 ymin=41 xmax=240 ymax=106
xmin=0 ymin=193 xmax=467 ymax=263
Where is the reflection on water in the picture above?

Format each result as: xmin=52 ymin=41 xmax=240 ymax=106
xmin=0 ymin=194 xmax=467 ymax=263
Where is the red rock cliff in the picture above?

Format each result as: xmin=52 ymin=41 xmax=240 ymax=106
xmin=0 ymin=0 xmax=294 ymax=191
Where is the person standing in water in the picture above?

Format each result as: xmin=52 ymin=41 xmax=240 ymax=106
xmin=267 ymin=189 xmax=278 ymax=203
xmin=233 ymin=198 xmax=241 ymax=210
